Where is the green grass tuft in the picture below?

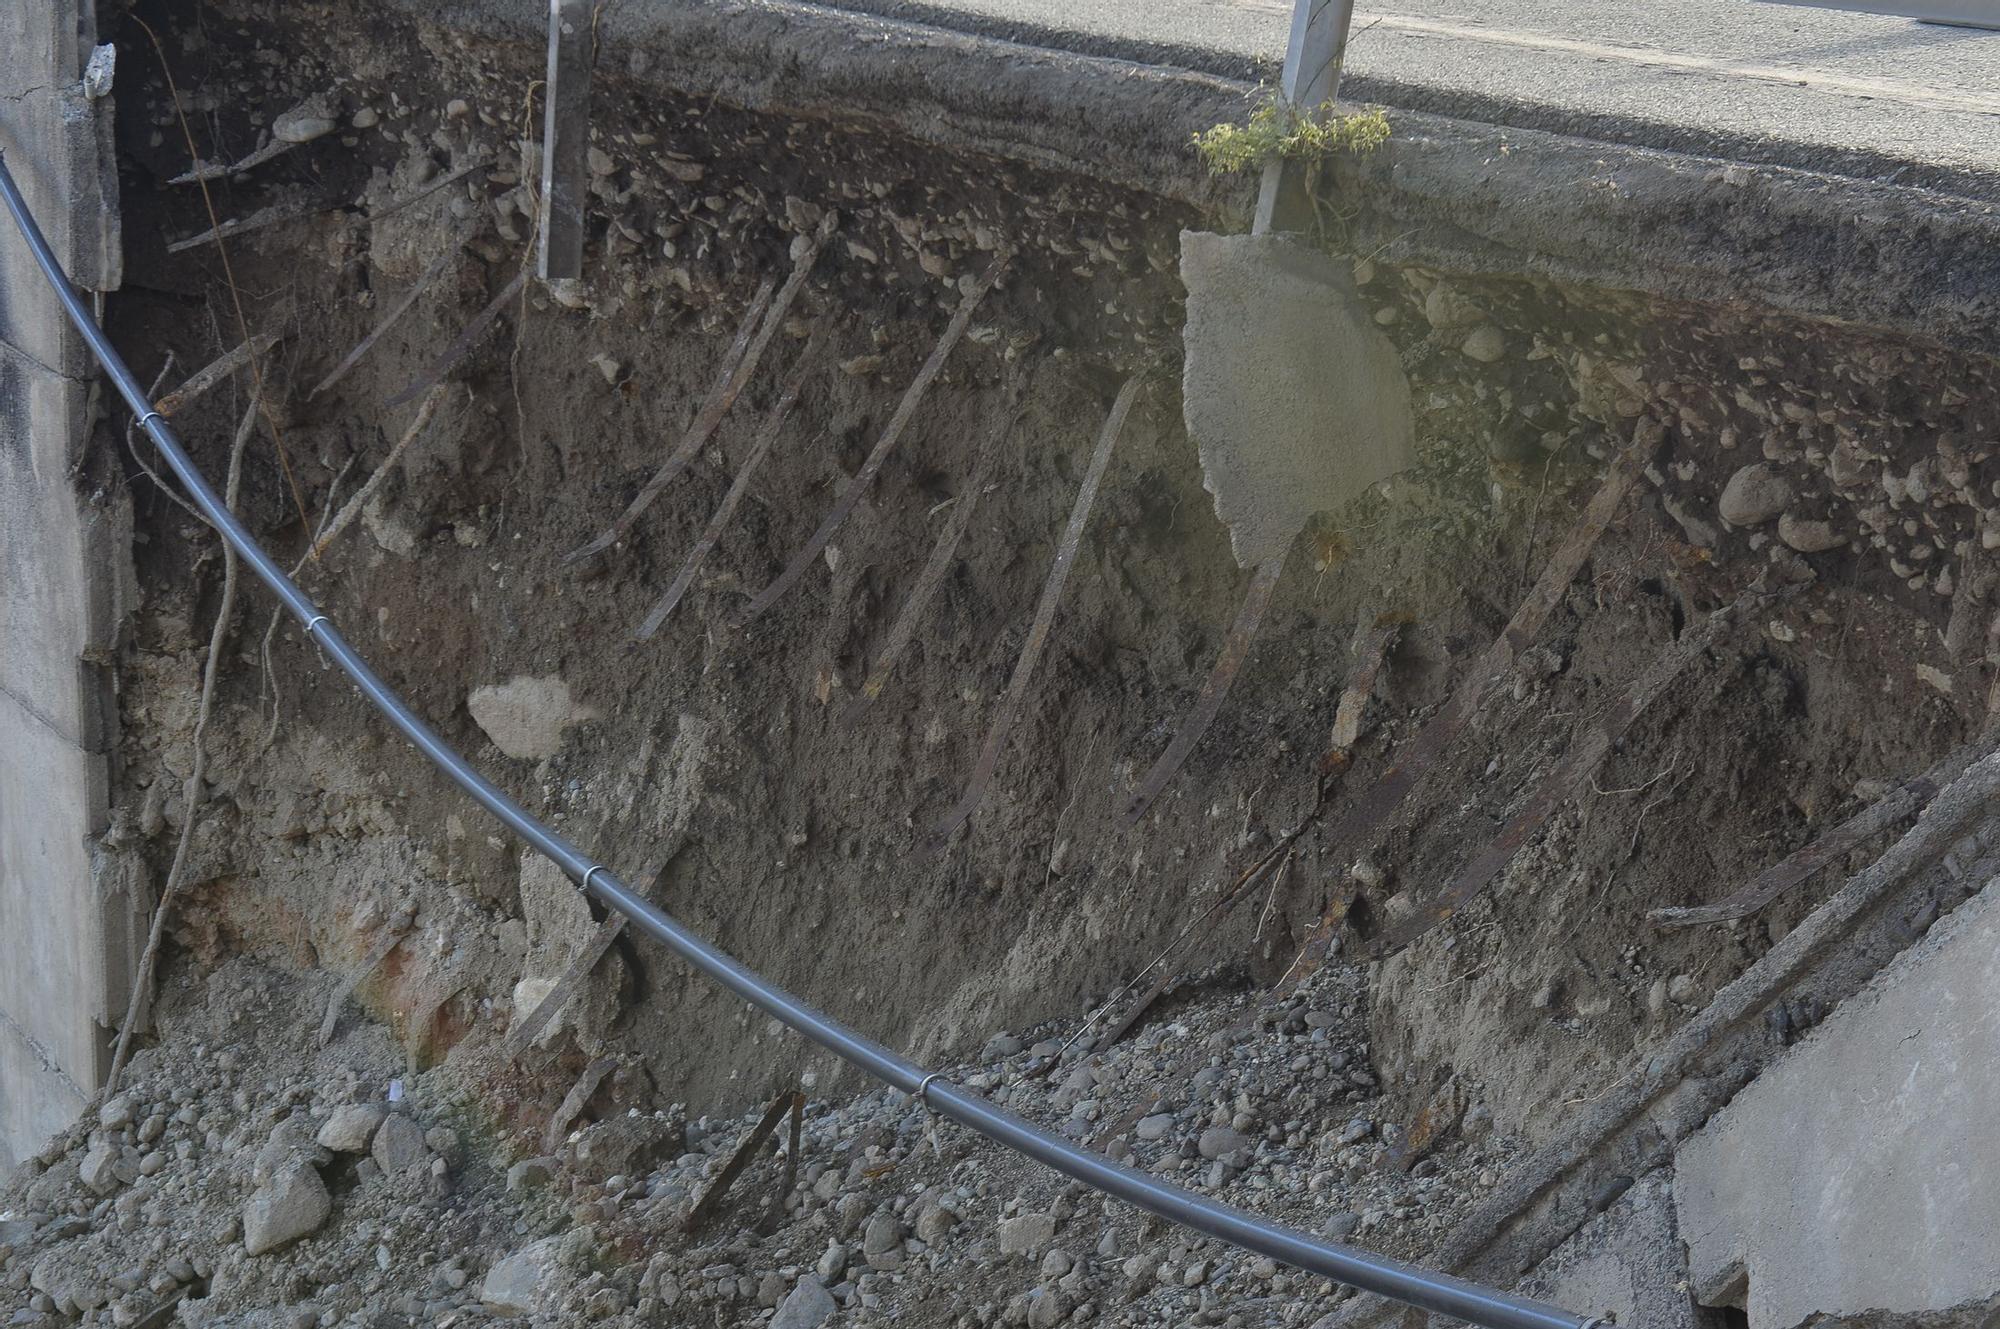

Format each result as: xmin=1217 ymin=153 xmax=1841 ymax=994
xmin=1192 ymin=99 xmax=1391 ymax=175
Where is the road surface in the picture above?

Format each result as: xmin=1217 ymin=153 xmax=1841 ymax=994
xmin=807 ymin=0 xmax=2000 ymax=197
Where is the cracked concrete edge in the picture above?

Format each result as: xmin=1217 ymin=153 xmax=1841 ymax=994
xmin=368 ymin=0 xmax=2000 ymax=357
xmin=1340 ymin=824 xmax=2000 ymax=1328
xmin=0 ymin=0 xmax=128 ymax=1179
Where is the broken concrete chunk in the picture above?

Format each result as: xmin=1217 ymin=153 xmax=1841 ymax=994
xmin=242 ymin=1162 xmax=331 ymax=1255
xmin=467 ymin=675 xmax=598 ymax=760
xmin=316 ymin=1103 xmax=388 ymax=1154
xmin=1179 ymin=230 xmax=1415 ymax=570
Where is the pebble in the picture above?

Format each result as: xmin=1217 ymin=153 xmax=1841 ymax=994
xmin=1196 ymin=1126 xmax=1250 ymax=1162
xmin=1135 ymin=1114 xmax=1175 ymax=1142
xmin=1460 ymin=325 xmax=1507 ymax=363
xmin=1422 ymin=284 xmax=1487 ymax=331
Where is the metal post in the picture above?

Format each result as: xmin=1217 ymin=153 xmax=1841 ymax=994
xmin=537 ymin=0 xmax=592 ymax=280
xmin=1253 ymin=0 xmax=1360 ymax=235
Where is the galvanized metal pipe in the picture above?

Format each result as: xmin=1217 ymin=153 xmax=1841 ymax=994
xmin=0 ymin=147 xmax=1597 ymax=1329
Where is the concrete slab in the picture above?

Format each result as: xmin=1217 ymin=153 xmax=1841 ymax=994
xmin=1675 ymin=878 xmax=2000 ymax=1329
xmin=1516 ymin=1174 xmax=1699 ymax=1329
xmin=1178 ymin=230 xmax=1414 ymax=570
xmin=0 ymin=0 xmax=128 ymax=1180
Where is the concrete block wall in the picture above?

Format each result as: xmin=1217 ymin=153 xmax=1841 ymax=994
xmin=0 ymin=0 xmax=131 ymax=1179
xmin=1676 ymin=877 xmax=2000 ymax=1329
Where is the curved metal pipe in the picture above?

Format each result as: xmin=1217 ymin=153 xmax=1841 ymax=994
xmin=0 ymin=148 xmax=1594 ymax=1329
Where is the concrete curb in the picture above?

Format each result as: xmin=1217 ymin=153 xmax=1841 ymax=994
xmin=377 ymin=0 xmax=2000 ymax=356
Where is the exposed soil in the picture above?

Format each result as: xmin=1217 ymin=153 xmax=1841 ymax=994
xmin=8 ymin=0 xmax=1999 ymax=1323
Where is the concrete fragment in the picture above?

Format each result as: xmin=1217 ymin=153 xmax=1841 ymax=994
xmin=242 ymin=1162 xmax=331 ymax=1256
xmin=467 ymin=675 xmax=597 ymax=760
xmin=1676 ymin=880 xmax=2000 ymax=1329
xmin=1516 ymin=1175 xmax=1696 ymax=1329
xmin=1179 ymin=230 xmax=1415 ymax=569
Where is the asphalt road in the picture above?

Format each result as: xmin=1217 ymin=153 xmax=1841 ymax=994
xmin=805 ymin=0 xmax=2000 ymax=198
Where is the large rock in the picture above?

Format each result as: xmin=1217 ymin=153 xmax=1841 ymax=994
xmin=1718 ymin=464 xmax=1793 ymax=527
xmin=997 ymin=1213 xmax=1057 ymax=1258
xmin=78 ymin=1141 xmax=120 ymax=1194
xmin=316 ymin=1103 xmax=387 ymax=1154
xmin=769 ymin=1277 xmax=837 ymax=1329
xmin=371 ymin=1114 xmax=431 ymax=1176
xmin=467 ymin=675 xmax=597 ymax=760
xmin=243 ymin=1162 xmax=331 ymax=1256
xmin=482 ymin=1236 xmax=565 ymax=1316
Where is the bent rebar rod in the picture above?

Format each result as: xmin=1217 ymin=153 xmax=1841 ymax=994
xmin=0 ymin=149 xmax=1596 ymax=1329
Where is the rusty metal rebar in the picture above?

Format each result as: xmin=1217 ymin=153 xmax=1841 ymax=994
xmin=925 ymin=373 xmax=1138 ymax=853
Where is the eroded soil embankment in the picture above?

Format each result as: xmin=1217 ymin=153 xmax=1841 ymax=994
xmin=87 ymin=0 xmax=1997 ymax=1201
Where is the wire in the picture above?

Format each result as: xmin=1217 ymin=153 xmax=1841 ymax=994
xmin=0 ymin=147 xmax=1594 ymax=1329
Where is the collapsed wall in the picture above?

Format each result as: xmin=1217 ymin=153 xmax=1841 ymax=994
xmin=5 ymin=0 xmax=2000 ymax=1326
